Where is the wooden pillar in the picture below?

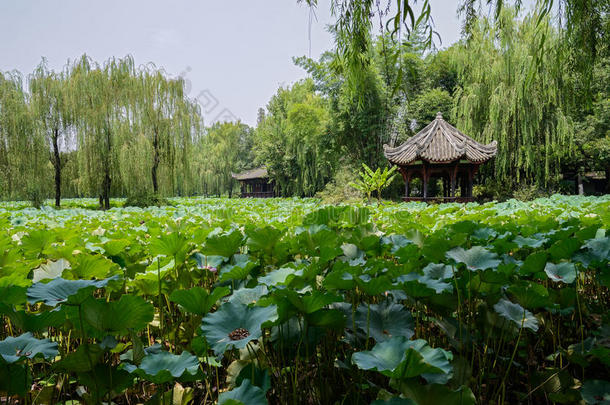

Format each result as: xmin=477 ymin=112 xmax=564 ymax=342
xmin=450 ymin=164 xmax=458 ymax=197
xmin=422 ymin=164 xmax=428 ymax=200
xmin=468 ymin=167 xmax=474 ymax=198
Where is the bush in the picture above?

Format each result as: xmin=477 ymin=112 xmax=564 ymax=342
xmin=27 ymin=186 xmax=45 ymax=209
xmin=513 ymin=184 xmax=552 ymax=201
xmin=316 ymin=164 xmax=363 ymax=204
xmin=124 ymin=192 xmax=169 ymax=208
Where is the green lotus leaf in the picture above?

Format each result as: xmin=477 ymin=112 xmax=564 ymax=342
xmin=218 ymin=258 xmax=257 ymax=282
xmin=150 ymin=232 xmax=189 ymax=263
xmin=549 ymin=238 xmax=581 ymax=261
xmin=507 ymin=281 xmax=550 ymax=309
xmin=27 ymin=276 xmax=119 ymax=307
xmin=422 ymin=263 xmax=454 ymax=280
xmin=446 ymin=246 xmax=500 ymax=271
xmin=227 ymin=286 xmax=269 ymax=305
xmin=323 ymin=268 xmax=356 ymax=291
xmin=258 ymin=267 xmax=297 ymax=287
xmin=356 ymin=274 xmax=393 ymax=296
xmin=53 ymin=343 xmax=104 ymax=372
xmin=123 ymin=350 xmax=199 ymax=384
xmin=202 ymin=228 xmax=243 ymax=258
xmin=245 ymin=225 xmax=284 ymax=256
xmin=493 ymin=299 xmax=539 ymax=331
xmin=583 ymin=237 xmax=610 ymax=261
xmin=520 ymin=251 xmax=548 ymax=275
xmin=513 ymin=235 xmax=546 ymax=248
xmin=355 ymin=302 xmax=414 ymax=342
xmin=544 ymin=262 xmax=577 ymax=284
xmin=32 ymin=259 xmax=70 ymax=283
xmin=201 ymin=302 xmax=278 ymax=355
xmin=0 ymin=332 xmax=58 ymax=363
xmin=0 ymin=362 xmax=29 ymax=396
xmin=192 ymin=253 xmax=225 ymax=270
xmin=218 ymin=378 xmax=268 ymax=405
xmin=352 ymin=337 xmax=453 ymax=382
xmin=82 ymin=294 xmax=154 ymax=333
xmin=67 ymin=254 xmax=120 ymax=279
xmin=394 ymin=379 xmax=476 ymax=405
xmin=170 ymin=286 xmax=230 ymax=316
xmin=581 ymin=380 xmax=610 ymax=404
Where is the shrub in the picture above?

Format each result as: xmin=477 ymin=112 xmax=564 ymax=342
xmin=27 ymin=186 xmax=45 ymax=209
xmin=316 ymin=164 xmax=363 ymax=204
xmin=124 ymin=192 xmax=169 ymax=208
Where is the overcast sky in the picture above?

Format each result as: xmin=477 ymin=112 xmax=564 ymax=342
xmin=0 ymin=1 xmax=529 ymax=126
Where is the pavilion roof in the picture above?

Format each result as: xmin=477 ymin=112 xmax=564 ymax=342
xmin=231 ymin=166 xmax=268 ymax=181
xmin=383 ymin=112 xmax=497 ymax=165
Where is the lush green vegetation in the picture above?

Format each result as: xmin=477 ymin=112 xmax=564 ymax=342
xmin=0 ymin=196 xmax=608 ymax=404
xmin=1 ymin=3 xmax=608 ymax=204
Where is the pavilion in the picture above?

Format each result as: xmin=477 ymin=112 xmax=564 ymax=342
xmin=231 ymin=166 xmax=275 ymax=198
xmin=383 ymin=112 xmax=497 ymax=202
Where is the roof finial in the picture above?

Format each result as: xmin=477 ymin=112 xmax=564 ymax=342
xmin=436 ymin=111 xmax=443 ymax=119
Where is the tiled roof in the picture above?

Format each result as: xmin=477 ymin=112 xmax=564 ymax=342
xmin=231 ymin=166 xmax=268 ymax=180
xmin=383 ymin=112 xmax=497 ymax=165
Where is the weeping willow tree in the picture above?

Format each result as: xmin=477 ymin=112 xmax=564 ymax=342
xmin=0 ymin=71 xmax=46 ymax=199
xmin=453 ymin=7 xmax=574 ymax=187
xmin=135 ymin=66 xmax=197 ymax=195
xmin=29 ymin=60 xmax=73 ymax=207
xmin=69 ymin=56 xmax=137 ymax=209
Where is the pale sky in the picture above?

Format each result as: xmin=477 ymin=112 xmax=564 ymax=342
xmin=0 ymin=1 xmax=531 ymax=126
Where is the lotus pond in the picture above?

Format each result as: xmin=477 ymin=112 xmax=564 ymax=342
xmin=0 ymin=195 xmax=609 ymax=404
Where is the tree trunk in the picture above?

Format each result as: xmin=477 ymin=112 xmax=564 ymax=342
xmin=152 ymin=129 xmax=159 ymax=194
xmin=577 ymin=173 xmax=584 ymax=195
xmin=605 ymin=166 xmax=610 ymax=193
xmin=52 ymin=129 xmax=61 ymax=208
xmin=102 ymin=127 xmax=112 ymax=210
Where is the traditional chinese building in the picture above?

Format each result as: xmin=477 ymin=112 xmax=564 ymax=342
xmin=383 ymin=112 xmax=497 ymax=202
xmin=231 ymin=166 xmax=275 ymax=198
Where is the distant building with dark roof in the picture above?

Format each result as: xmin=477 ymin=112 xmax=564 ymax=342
xmin=231 ymin=166 xmax=275 ymax=198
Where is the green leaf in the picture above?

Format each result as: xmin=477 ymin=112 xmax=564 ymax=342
xmin=507 ymin=281 xmax=550 ymax=309
xmin=202 ymin=228 xmax=243 ymax=258
xmin=544 ymin=262 xmax=577 ymax=284
xmin=218 ymin=378 xmax=268 ymax=405
xmin=68 ymin=254 xmax=120 ymax=279
xmin=32 ymin=259 xmax=70 ymax=283
xmin=493 ymin=299 xmax=539 ymax=331
xmin=520 ymin=251 xmax=548 ymax=275
xmin=394 ymin=380 xmax=476 ymax=405
xmin=150 ymin=232 xmax=189 ymax=263
xmin=355 ymin=302 xmax=414 ymax=342
xmin=583 ymin=237 xmax=610 ymax=261
xmin=54 ymin=343 xmax=104 ymax=372
xmin=170 ymin=286 xmax=230 ymax=316
xmin=581 ymin=380 xmax=610 ymax=404
xmin=0 ymin=332 xmax=58 ymax=363
xmin=446 ymin=246 xmax=500 ymax=271
xmin=352 ymin=337 xmax=453 ymax=382
xmin=122 ymin=350 xmax=199 ymax=384
xmin=27 ymin=276 xmax=119 ymax=307
xmin=201 ymin=302 xmax=277 ymax=355
xmin=549 ymin=238 xmax=581 ymax=261
xmin=0 ymin=363 xmax=30 ymax=396
xmin=82 ymin=295 xmax=154 ymax=333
